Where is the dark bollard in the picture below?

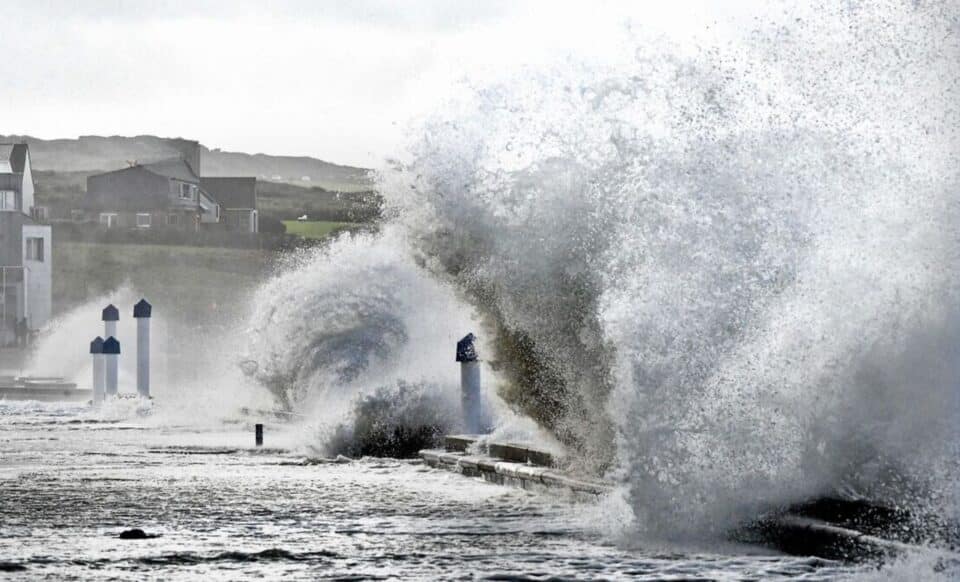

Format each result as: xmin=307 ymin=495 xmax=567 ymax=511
xmin=255 ymin=423 xmax=264 ymax=447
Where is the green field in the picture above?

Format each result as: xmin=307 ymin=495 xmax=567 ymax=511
xmin=53 ymin=241 xmax=276 ymax=321
xmin=282 ymin=220 xmax=358 ymax=239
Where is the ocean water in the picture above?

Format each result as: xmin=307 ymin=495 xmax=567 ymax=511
xmin=5 ymin=3 xmax=957 ymax=578
xmin=0 ymin=401 xmax=893 ymax=581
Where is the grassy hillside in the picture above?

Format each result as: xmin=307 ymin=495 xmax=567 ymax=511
xmin=53 ymin=241 xmax=275 ymax=322
xmin=32 ymin=170 xmax=89 ymax=215
xmin=259 ymin=181 xmax=380 ymax=222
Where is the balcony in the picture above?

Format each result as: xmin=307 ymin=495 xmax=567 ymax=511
xmin=0 ymin=174 xmax=22 ymax=191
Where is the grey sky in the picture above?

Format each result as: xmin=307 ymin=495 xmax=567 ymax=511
xmin=0 ymin=1 xmax=751 ymax=167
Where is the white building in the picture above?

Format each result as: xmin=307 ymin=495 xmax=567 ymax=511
xmin=0 ymin=143 xmax=52 ymax=346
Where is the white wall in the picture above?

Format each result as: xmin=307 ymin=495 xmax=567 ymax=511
xmin=22 ymin=224 xmax=51 ymax=331
xmin=198 ymin=190 xmax=220 ymax=224
xmin=21 ymin=149 xmax=34 ymax=215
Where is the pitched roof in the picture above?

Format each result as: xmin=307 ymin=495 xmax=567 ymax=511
xmin=142 ymin=157 xmax=198 ymax=182
xmin=199 ymin=177 xmax=257 ymax=209
xmin=0 ymin=143 xmax=28 ymax=173
xmin=9 ymin=144 xmax=27 ymax=173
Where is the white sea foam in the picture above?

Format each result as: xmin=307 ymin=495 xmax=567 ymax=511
xmin=243 ymin=0 xmax=958 ymax=544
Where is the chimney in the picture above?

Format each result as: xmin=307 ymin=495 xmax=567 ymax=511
xmin=172 ymin=139 xmax=202 ymax=177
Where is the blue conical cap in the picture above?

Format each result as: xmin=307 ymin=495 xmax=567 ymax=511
xmin=102 ymin=336 xmax=121 ymax=355
xmin=89 ymin=336 xmax=104 ymax=354
xmin=102 ymin=304 xmax=119 ymax=321
xmin=133 ymin=298 xmax=152 ymax=318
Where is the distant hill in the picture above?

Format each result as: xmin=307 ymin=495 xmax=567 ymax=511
xmin=0 ymin=134 xmax=373 ymax=193
xmin=31 ymin=169 xmax=380 ymax=223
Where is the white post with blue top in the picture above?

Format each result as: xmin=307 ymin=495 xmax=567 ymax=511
xmin=103 ymin=336 xmax=120 ymax=397
xmin=90 ymin=336 xmax=105 ymax=404
xmin=133 ymin=299 xmax=151 ymax=398
xmin=102 ymin=304 xmax=119 ymax=341
xmin=457 ymin=333 xmax=483 ymax=434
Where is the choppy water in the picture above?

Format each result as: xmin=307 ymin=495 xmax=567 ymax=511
xmin=0 ymin=401 xmax=899 ymax=580
xmin=8 ymin=3 xmax=958 ymax=577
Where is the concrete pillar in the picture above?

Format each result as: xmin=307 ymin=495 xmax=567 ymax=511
xmin=90 ymin=336 xmax=105 ymax=405
xmin=102 ymin=304 xmax=119 ymax=341
xmin=103 ymin=336 xmax=120 ymax=397
xmin=133 ymin=299 xmax=152 ymax=398
xmin=456 ymin=333 xmax=483 ymax=434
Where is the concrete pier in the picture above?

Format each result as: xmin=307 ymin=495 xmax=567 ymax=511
xmin=421 ymin=435 xmax=603 ymax=497
xmin=420 ymin=435 xmax=927 ymax=562
xmin=0 ymin=377 xmax=86 ymax=401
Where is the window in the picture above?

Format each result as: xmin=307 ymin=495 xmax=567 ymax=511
xmin=25 ymin=237 xmax=44 ymax=262
xmin=167 ymin=213 xmax=179 ymax=226
xmin=179 ymin=183 xmax=194 ymax=200
xmin=0 ymin=191 xmax=15 ymax=211
xmin=136 ymin=213 xmax=152 ymax=228
xmin=99 ymin=213 xmax=118 ymax=228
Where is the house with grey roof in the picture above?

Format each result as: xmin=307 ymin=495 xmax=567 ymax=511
xmin=85 ymin=156 xmax=221 ymax=230
xmin=83 ymin=141 xmax=258 ymax=233
xmin=199 ymin=177 xmax=258 ymax=233
xmin=0 ymin=143 xmax=52 ymax=346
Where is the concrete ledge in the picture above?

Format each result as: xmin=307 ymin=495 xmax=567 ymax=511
xmin=422 ymin=438 xmax=939 ymax=562
xmin=444 ymin=434 xmax=560 ymax=467
xmin=420 ymin=448 xmax=608 ymax=498
xmin=0 ymin=387 xmax=88 ymax=402
xmin=489 ymin=442 xmax=555 ymax=467
xmin=444 ymin=435 xmax=483 ymax=453
xmin=755 ymin=514 xmax=922 ymax=561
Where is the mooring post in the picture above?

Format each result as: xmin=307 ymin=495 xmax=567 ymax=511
xmin=103 ymin=336 xmax=120 ymax=397
xmin=456 ymin=333 xmax=483 ymax=434
xmin=102 ymin=304 xmax=119 ymax=341
xmin=133 ymin=299 xmax=151 ymax=398
xmin=255 ymin=423 xmax=264 ymax=447
xmin=90 ymin=336 xmax=105 ymax=404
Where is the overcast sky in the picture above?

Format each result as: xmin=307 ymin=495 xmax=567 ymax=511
xmin=0 ymin=1 xmax=756 ymax=167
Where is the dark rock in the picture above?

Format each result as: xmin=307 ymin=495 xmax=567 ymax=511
xmin=119 ymin=528 xmax=158 ymax=540
xmin=0 ymin=562 xmax=27 ymax=572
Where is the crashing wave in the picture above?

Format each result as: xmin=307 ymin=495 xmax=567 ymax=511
xmin=245 ymin=0 xmax=959 ymax=542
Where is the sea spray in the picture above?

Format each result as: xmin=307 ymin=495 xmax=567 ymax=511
xmin=374 ymin=0 xmax=959 ymax=540
xmin=241 ymin=230 xmax=508 ymax=450
xmin=241 ymin=0 xmax=959 ymax=546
